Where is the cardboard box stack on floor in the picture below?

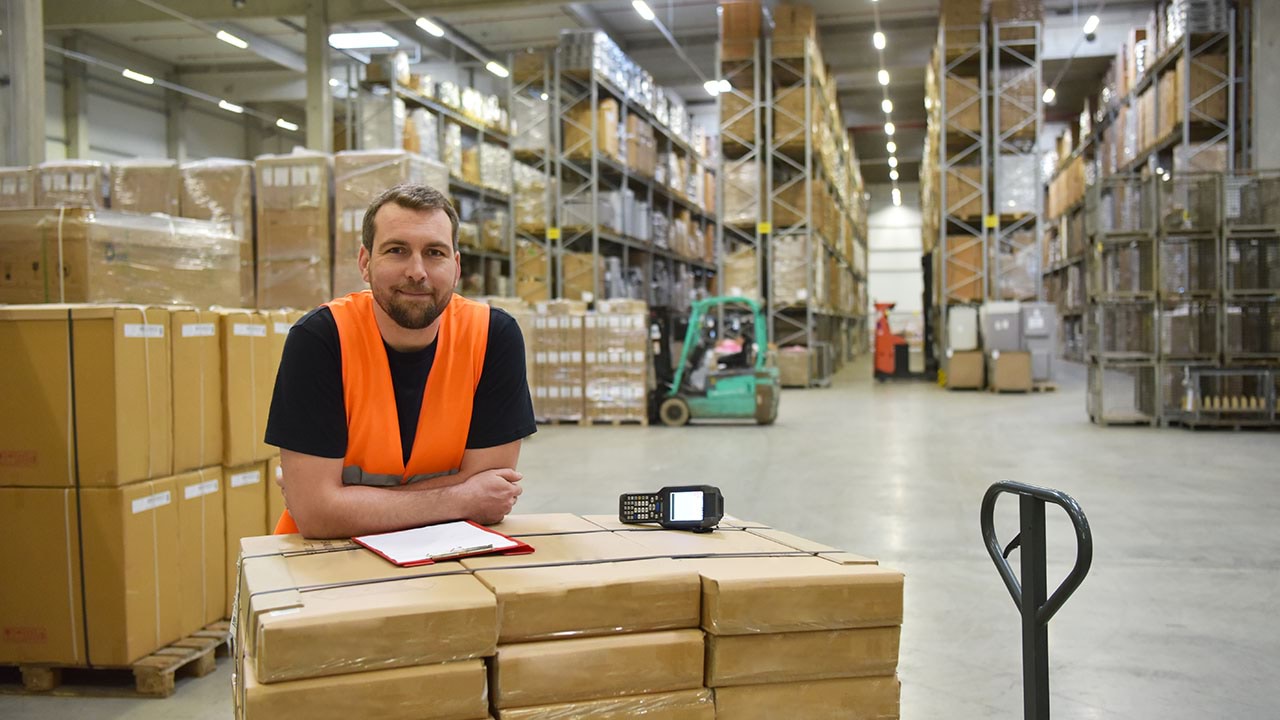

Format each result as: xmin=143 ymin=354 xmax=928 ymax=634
xmin=0 ymin=303 xmax=303 ymax=669
xmin=180 ymin=159 xmax=256 ymax=308
xmin=254 ymin=152 xmax=332 ymax=310
xmin=585 ymin=299 xmax=649 ymax=423
xmin=232 ymin=513 xmax=904 ymax=720
xmin=531 ymin=300 xmax=587 ymax=421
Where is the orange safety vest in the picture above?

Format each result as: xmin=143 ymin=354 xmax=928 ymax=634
xmin=274 ymin=290 xmax=491 ymax=534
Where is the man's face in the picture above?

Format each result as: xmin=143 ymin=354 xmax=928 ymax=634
xmin=359 ymin=204 xmax=460 ymax=331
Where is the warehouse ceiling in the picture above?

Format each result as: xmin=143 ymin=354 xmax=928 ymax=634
xmin=45 ymin=0 xmax=1154 ymax=184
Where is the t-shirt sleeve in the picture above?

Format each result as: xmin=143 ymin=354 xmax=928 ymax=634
xmin=467 ymin=309 xmax=537 ymax=449
xmin=264 ymin=308 xmax=348 ymax=459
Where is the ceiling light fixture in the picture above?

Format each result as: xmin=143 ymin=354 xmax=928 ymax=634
xmin=329 ymin=78 xmax=341 ymax=87
xmin=122 ymin=68 xmax=155 ymax=85
xmin=486 ymin=61 xmax=510 ymax=78
xmin=540 ymin=92 xmax=549 ymax=101
xmin=632 ymin=0 xmax=656 ymax=21
xmin=873 ymin=31 xmax=886 ymax=50
xmin=1042 ymin=87 xmax=1057 ymax=104
xmin=328 ymin=31 xmax=399 ymax=49
xmin=882 ymin=98 xmax=893 ymax=113
xmin=884 ymin=122 xmax=896 ymax=136
xmin=889 ymin=169 xmax=900 ymax=181
xmin=275 ymin=118 xmax=299 ymax=131
xmin=888 ymin=157 xmax=898 ymax=168
xmin=415 ymin=17 xmax=445 ymax=37
xmin=218 ymin=100 xmax=244 ymax=114
xmin=878 ymin=69 xmax=890 ymax=86
xmin=886 ymin=141 xmax=897 ymax=153
xmin=215 ymin=30 xmax=248 ymax=49
xmin=892 ymin=187 xmax=902 ymax=206
xmin=1083 ymin=14 xmax=1100 ymax=35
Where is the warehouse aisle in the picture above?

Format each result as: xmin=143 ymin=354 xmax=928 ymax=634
xmin=4 ymin=359 xmax=1277 ymax=719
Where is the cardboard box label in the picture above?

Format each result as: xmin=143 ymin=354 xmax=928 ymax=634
xmin=184 ymin=480 xmax=219 ymax=499
xmin=233 ymin=323 xmax=267 ymax=337
xmin=231 ymin=470 xmax=262 ymax=488
xmin=123 ymin=323 xmax=165 ymax=339
xmin=273 ymin=322 xmax=292 ymax=335
xmin=132 ymin=490 xmax=172 ymax=514
xmin=182 ymin=323 xmax=217 ymax=338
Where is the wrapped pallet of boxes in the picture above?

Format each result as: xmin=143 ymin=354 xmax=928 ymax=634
xmin=532 ymin=301 xmax=587 ymax=421
xmin=480 ymin=143 xmax=513 ymax=195
xmin=180 ymin=158 xmax=256 ymax=307
xmin=585 ymin=300 xmax=649 ymax=424
xmin=0 ymin=208 xmax=240 ymax=306
xmin=333 ymin=150 xmax=449 ymax=296
xmin=563 ymin=98 xmax=620 ymax=161
xmin=254 ymin=152 xmax=332 ymax=310
xmin=563 ymin=251 xmax=605 ymax=302
xmin=770 ymin=234 xmax=808 ymax=307
xmin=512 ymin=94 xmax=551 ymax=155
xmin=720 ymin=0 xmax=761 ymax=62
xmin=777 ymin=346 xmax=812 ymax=387
xmin=0 ymin=165 xmax=36 ymax=208
xmin=404 ymin=108 xmax=441 ymax=161
xmin=233 ymin=534 xmax=497 ymax=720
xmin=110 ymin=159 xmax=181 ymax=215
xmin=514 ymin=162 xmax=548 ymax=236
xmin=465 ymin=515 xmax=708 ymax=718
xmin=723 ymin=247 xmax=759 ymax=299
xmin=36 ymin=160 xmax=107 ymax=208
xmin=722 ymin=163 xmax=761 ymax=227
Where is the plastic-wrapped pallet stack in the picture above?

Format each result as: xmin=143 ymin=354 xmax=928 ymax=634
xmin=35 ymin=160 xmax=107 ymax=208
xmin=0 ymin=166 xmax=35 ymax=208
xmin=180 ymin=158 xmax=256 ymax=307
xmin=585 ymin=299 xmax=649 ymax=424
xmin=532 ymin=300 xmax=587 ymax=422
xmin=332 ymin=150 xmax=449 ymax=297
xmin=253 ymin=152 xmax=332 ymax=310
xmin=110 ymin=159 xmax=181 ymax=216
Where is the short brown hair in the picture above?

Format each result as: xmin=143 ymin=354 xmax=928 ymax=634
xmin=362 ymin=183 xmax=460 ymax=253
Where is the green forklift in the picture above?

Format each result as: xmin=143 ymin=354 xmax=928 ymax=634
xmin=651 ymin=296 xmax=780 ymax=426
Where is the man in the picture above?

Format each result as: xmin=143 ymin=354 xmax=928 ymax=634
xmin=265 ymin=184 xmax=536 ymax=538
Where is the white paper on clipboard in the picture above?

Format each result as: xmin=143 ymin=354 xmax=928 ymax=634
xmin=354 ymin=521 xmax=522 ymax=565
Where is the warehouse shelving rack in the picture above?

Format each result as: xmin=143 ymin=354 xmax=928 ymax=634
xmin=932 ymin=20 xmax=989 ymax=368
xmin=509 ymin=50 xmax=556 ymax=304
xmin=989 ymin=20 xmax=1044 ymax=304
xmin=359 ymin=68 xmax=515 ymax=297
xmin=763 ymin=35 xmax=866 ymax=384
xmin=716 ymin=37 xmax=765 ymax=309
xmin=548 ymin=33 xmax=716 ymax=311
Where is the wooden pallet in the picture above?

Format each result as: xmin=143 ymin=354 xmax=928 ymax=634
xmin=583 ymin=416 xmax=648 ymax=427
xmin=1 ymin=621 xmax=230 ymax=699
xmin=536 ymin=416 xmax=586 ymax=426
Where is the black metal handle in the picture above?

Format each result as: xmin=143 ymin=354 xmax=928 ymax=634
xmin=981 ymin=480 xmax=1093 ymax=625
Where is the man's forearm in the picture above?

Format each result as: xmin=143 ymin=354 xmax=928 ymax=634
xmin=295 ymin=482 xmax=468 ymax=539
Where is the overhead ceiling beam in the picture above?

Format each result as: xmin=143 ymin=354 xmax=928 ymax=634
xmin=44 ymin=0 xmax=575 ymax=27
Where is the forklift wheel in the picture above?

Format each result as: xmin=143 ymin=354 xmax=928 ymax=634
xmin=658 ymin=397 xmax=691 ymax=427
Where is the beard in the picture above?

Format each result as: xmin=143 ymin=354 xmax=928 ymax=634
xmin=373 ymin=281 xmax=453 ymax=330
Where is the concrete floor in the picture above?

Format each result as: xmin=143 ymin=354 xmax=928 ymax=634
xmin=5 ymin=358 xmax=1279 ymax=719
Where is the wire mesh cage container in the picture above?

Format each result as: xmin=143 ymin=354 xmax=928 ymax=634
xmin=1159 ymin=361 xmax=1219 ymax=424
xmin=1187 ymin=367 xmax=1278 ymax=427
xmin=1160 ymin=234 xmax=1220 ymax=296
xmin=1088 ymin=362 xmax=1159 ymax=426
xmin=1090 ymin=301 xmax=1158 ymax=358
xmin=1225 ymin=299 xmax=1280 ymax=360
xmin=1223 ymin=171 xmax=1280 ymax=230
xmin=1088 ymin=175 xmax=1155 ymax=237
xmin=1158 ymin=173 xmax=1220 ymax=234
xmin=1063 ymin=315 xmax=1086 ymax=361
xmin=1160 ymin=300 xmax=1221 ymax=359
xmin=1092 ymin=238 xmax=1156 ymax=298
xmin=1224 ymin=234 xmax=1280 ymax=295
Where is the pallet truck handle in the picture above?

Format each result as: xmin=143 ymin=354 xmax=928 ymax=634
xmin=980 ymin=480 xmax=1093 ymax=625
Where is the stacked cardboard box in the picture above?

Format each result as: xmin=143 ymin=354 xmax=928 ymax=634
xmin=254 ymin=152 xmax=332 ymax=310
xmin=231 ymin=513 xmax=903 ymax=719
xmin=0 ymin=166 xmax=35 ymax=208
xmin=719 ymin=0 xmax=761 ymax=62
xmin=770 ymin=235 xmax=808 ymax=307
xmin=110 ymin=159 xmax=181 ymax=216
xmin=585 ymin=299 xmax=649 ymax=423
xmin=624 ymin=115 xmax=657 ymax=178
xmin=722 ymin=163 xmax=761 ymax=227
xmin=563 ymin=252 xmax=605 ymax=302
xmin=36 ymin=160 xmax=106 ymax=208
xmin=777 ymin=346 xmax=812 ymax=387
xmin=515 ymin=239 xmax=549 ymax=303
xmin=563 ymin=98 xmax=620 ymax=161
xmin=513 ymin=163 xmax=548 ymax=236
xmin=770 ymin=3 xmax=816 ymax=59
xmin=723 ymin=247 xmax=759 ymax=299
xmin=531 ymin=301 xmax=587 ymax=421
xmin=0 ymin=208 xmax=241 ymax=306
xmin=180 ymin=158 xmax=256 ymax=307
xmin=333 ymin=150 xmax=450 ymax=297
xmin=480 ymin=143 xmax=514 ymax=195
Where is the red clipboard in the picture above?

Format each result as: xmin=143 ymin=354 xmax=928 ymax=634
xmin=353 ymin=520 xmax=535 ymax=567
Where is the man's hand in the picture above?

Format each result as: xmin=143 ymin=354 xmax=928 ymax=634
xmin=448 ymin=468 xmax=523 ymax=524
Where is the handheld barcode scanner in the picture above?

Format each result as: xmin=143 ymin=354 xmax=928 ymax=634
xmin=619 ymin=485 xmax=724 ymax=532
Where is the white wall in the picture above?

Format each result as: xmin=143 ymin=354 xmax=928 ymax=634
xmin=866 ymin=182 xmax=924 ymax=314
